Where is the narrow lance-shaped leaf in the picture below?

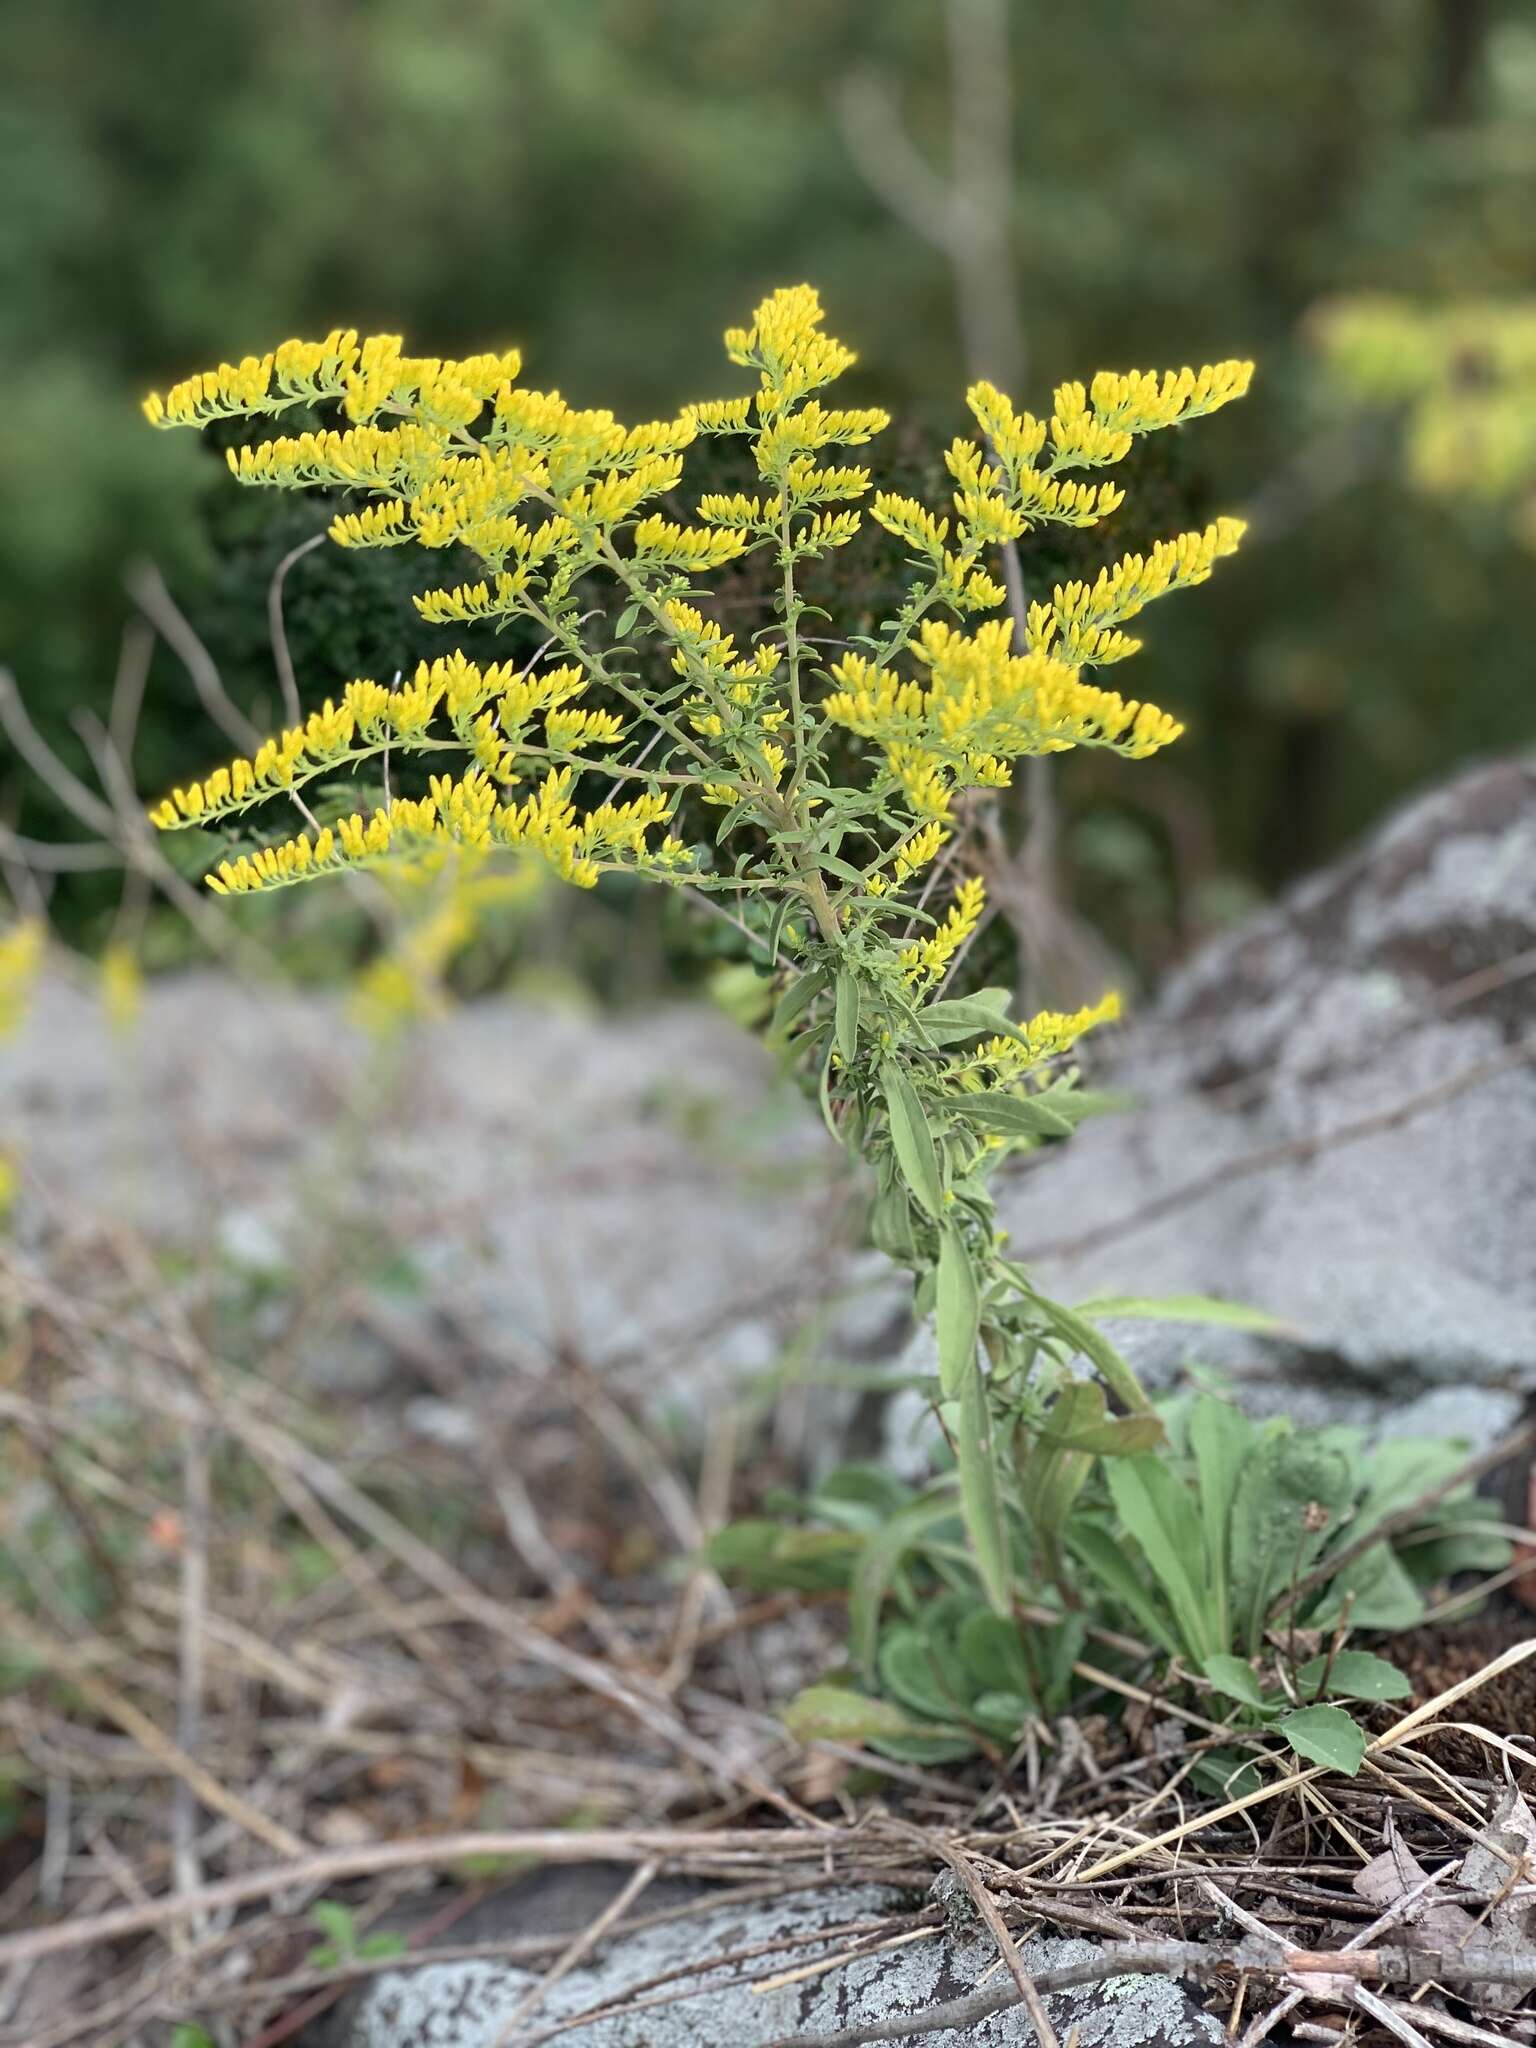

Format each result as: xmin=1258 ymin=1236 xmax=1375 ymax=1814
xmin=960 ymin=1094 xmax=1075 ymax=1139
xmin=881 ymin=1062 xmax=945 ymax=1220
xmin=957 ymin=1361 xmax=1011 ymax=1616
xmin=935 ymin=1224 xmax=981 ymax=1400
xmin=1036 ymin=1296 xmax=1160 ymax=1419
xmin=835 ymin=969 xmax=861 ymax=1069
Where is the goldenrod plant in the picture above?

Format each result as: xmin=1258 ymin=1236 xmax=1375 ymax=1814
xmin=143 ymin=286 xmax=1251 ymax=1607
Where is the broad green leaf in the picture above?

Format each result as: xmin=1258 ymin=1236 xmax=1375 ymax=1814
xmin=881 ymin=1063 xmax=946 ymax=1219
xmin=879 ymin=1625 xmax=965 ymax=1721
xmin=971 ymin=1690 xmax=1032 ymax=1740
xmin=1076 ymin=1293 xmax=1289 ymax=1334
xmin=957 ymin=1094 xmax=1075 ymax=1139
xmin=958 ymin=1352 xmax=1011 ymax=1615
xmin=1346 ymin=1436 xmax=1466 ymax=1541
xmin=958 ymin=1609 xmax=1035 ymax=1701
xmin=935 ymin=1225 xmax=980 ymax=1400
xmin=614 ymin=600 xmax=642 ymax=637
xmin=835 ymin=970 xmax=861 ymax=1067
xmin=1278 ymin=1703 xmax=1366 ymax=1775
xmin=1202 ymin=1653 xmax=1271 ymax=1711
xmin=850 ymin=1489 xmax=963 ymax=1676
xmin=1106 ymin=1456 xmax=1213 ymax=1663
xmin=1033 ymin=1296 xmax=1159 ymax=1419
xmin=1297 ymin=1651 xmax=1411 ymax=1703
xmin=1232 ymin=1432 xmax=1353 ymax=1649
xmin=782 ymin=1684 xmax=948 ymax=1747
xmin=1308 ymin=1542 xmax=1423 ymax=1633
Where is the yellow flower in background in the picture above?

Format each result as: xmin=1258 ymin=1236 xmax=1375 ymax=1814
xmin=0 ymin=919 xmax=44 ymax=1039
xmin=99 ymin=944 xmax=144 ymax=1037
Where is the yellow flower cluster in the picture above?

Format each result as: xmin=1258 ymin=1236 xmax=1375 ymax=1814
xmin=724 ymin=283 xmax=859 ymax=415
xmin=900 ymin=876 xmax=986 ymax=985
xmin=1027 ymin=518 xmax=1246 ymax=666
xmin=207 ymin=769 xmax=684 ymax=898
xmin=148 ymin=655 xmax=623 ymax=831
xmin=144 ymin=331 xmax=524 ymax=432
xmin=955 ymin=359 xmax=1250 ymax=546
xmin=1050 ymin=360 xmax=1254 ymax=468
xmin=868 ymin=819 xmax=950 ymax=895
xmin=824 ymin=616 xmax=1186 ymax=827
xmin=0 ymin=918 xmax=44 ymax=1038
xmin=141 ymin=287 xmax=1251 ymax=961
xmin=144 ymin=331 xmax=723 ymax=602
xmin=955 ymin=991 xmax=1123 ymax=1087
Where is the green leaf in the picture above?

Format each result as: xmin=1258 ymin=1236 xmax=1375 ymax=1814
xmin=881 ymin=1063 xmax=945 ymax=1219
xmin=935 ymin=1225 xmax=980 ymax=1400
xmin=781 ymin=1684 xmax=950 ymax=1748
xmin=957 ymin=1094 xmax=1075 ymax=1139
xmin=879 ymin=1625 xmax=966 ymax=1721
xmin=769 ymin=965 xmax=828 ymax=1037
xmin=850 ymin=1489 xmax=963 ymax=1677
xmin=958 ymin=1609 xmax=1034 ymax=1701
xmin=309 ymin=1900 xmax=357 ymax=1952
xmin=1019 ymin=1396 xmax=1095 ymax=1561
xmin=614 ymin=600 xmax=642 ymax=636
xmin=1233 ymin=1431 xmax=1353 ymax=1649
xmin=1106 ymin=1456 xmax=1213 ymax=1663
xmin=707 ymin=1521 xmax=861 ymax=1593
xmin=1297 ymin=1651 xmax=1411 ymax=1703
xmin=958 ymin=1354 xmax=1011 ymax=1615
xmin=1190 ymin=1750 xmax=1264 ymax=1802
xmin=1038 ymin=1382 xmax=1165 ymax=1456
xmin=1278 ymin=1703 xmax=1366 ymax=1775
xmin=1202 ymin=1653 xmax=1271 ymax=1711
xmin=971 ymin=1690 xmax=1032 ymax=1741
xmin=834 ymin=970 xmax=861 ymax=1068
xmin=1308 ymin=1542 xmax=1424 ymax=1633
xmin=1076 ymin=1293 xmax=1289 ymax=1333
xmin=1033 ymin=1296 xmax=1158 ymax=1419
xmin=919 ymin=993 xmax=1019 ymax=1046
xmin=1189 ymin=1394 xmax=1253 ymax=1653
xmin=1064 ymin=1519 xmax=1181 ymax=1655
xmin=358 ymin=1932 xmax=409 ymax=1960
xmin=868 ymin=1728 xmax=982 ymax=1764
xmin=869 ymin=1179 xmax=917 ymax=1261
xmin=171 ymin=2030 xmax=218 ymax=2048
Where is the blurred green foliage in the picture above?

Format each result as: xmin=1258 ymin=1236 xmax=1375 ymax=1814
xmin=6 ymin=0 xmax=1536 ymax=960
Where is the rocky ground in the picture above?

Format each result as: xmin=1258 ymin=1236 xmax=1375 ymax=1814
xmin=3 ymin=756 xmax=1535 ymax=2046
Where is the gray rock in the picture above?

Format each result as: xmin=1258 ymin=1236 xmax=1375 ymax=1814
xmin=316 ymin=1867 xmax=1221 ymax=2048
xmin=996 ymin=756 xmax=1536 ymax=1437
xmin=0 ymin=974 xmax=846 ymax=1424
